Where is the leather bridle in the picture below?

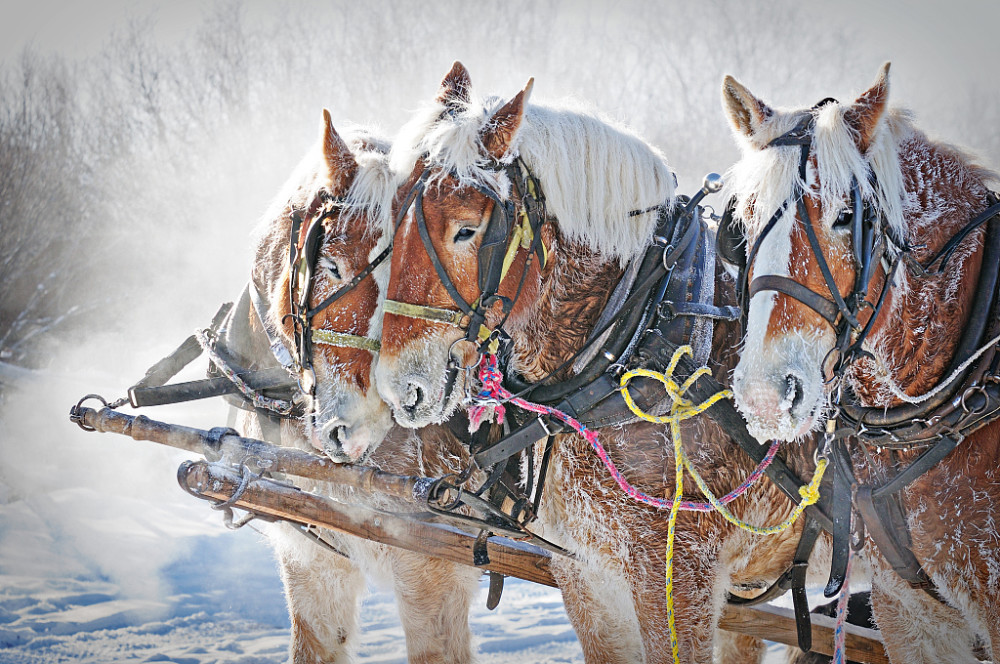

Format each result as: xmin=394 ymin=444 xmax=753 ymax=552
xmin=284 ymin=194 xmax=391 ymax=398
xmin=383 ymin=157 xmax=548 ymax=401
xmin=729 ymin=100 xmax=899 ymax=379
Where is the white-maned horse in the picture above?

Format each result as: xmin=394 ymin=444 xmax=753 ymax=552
xmin=375 ymin=62 xmax=838 ymax=664
xmin=724 ymin=64 xmax=998 ymax=662
xmin=228 ymin=111 xmax=482 ymax=663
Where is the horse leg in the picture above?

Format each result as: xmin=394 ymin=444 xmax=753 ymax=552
xmin=713 ymin=633 xmax=766 ymax=664
xmin=628 ymin=534 xmax=725 ymax=664
xmin=551 ymin=556 xmax=644 ymax=664
xmin=389 ymin=549 xmax=481 ymax=664
xmin=870 ymin=565 xmax=979 ymax=664
xmin=270 ymin=522 xmax=365 ymax=664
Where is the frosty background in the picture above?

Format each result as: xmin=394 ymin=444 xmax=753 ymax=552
xmin=1 ymin=1 xmax=998 ymax=662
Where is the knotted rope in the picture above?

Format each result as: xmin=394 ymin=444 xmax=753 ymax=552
xmin=469 ymin=345 xmax=826 ymax=664
xmin=469 ymin=350 xmax=780 ymax=512
xmin=620 ymin=347 xmax=826 ymax=661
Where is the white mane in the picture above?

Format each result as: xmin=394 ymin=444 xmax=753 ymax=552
xmin=254 ymin=123 xmax=400 ymax=244
xmin=723 ymin=102 xmax=911 ymax=244
xmin=390 ymin=93 xmax=676 ymax=265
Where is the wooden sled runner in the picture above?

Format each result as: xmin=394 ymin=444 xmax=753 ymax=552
xmin=70 ymin=402 xmax=888 ymax=663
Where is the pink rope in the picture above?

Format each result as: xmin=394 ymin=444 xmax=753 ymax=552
xmin=833 ymin=535 xmax=853 ymax=664
xmin=469 ymin=353 xmax=779 ymax=512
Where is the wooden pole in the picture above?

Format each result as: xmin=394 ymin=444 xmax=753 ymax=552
xmin=718 ymin=603 xmax=888 ymax=664
xmin=182 ymin=461 xmax=887 ymax=663
xmin=74 ymin=406 xmax=435 ymax=505
xmin=75 ymin=405 xmax=888 ymax=662
xmin=178 ymin=459 xmax=559 ymax=588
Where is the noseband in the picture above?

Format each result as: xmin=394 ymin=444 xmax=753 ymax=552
xmin=731 ymin=99 xmax=896 ymax=377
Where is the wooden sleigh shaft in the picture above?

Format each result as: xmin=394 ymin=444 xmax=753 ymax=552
xmin=183 ymin=461 xmax=889 ymax=663
xmin=71 ymin=405 xmax=888 ymax=662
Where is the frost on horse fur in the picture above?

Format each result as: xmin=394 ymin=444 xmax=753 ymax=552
xmin=377 ymin=61 xmax=861 ymax=663
xmin=724 ymin=63 xmax=1000 ymax=662
xmin=240 ymin=110 xmax=482 ymax=664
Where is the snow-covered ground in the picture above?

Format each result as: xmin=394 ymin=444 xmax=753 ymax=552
xmin=0 ymin=362 xmax=799 ymax=663
xmin=0 ymin=364 xmax=590 ymax=664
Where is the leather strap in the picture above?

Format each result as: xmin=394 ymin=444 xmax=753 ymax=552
xmin=248 ymin=280 xmax=297 ymax=373
xmin=473 ymin=529 xmax=491 ymax=566
xmin=311 ymin=329 xmax=380 ymax=352
xmin=855 ymin=485 xmax=939 ymax=596
xmin=749 ymin=274 xmax=841 ymax=328
xmin=383 ymin=299 xmax=466 ymax=326
xmin=306 ymin=242 xmax=393 ymax=318
xmin=792 ymin=516 xmax=823 ymax=652
xmin=474 ymin=416 xmax=559 ymax=469
xmin=129 ymin=368 xmax=295 ymax=408
xmin=486 ymin=571 xmax=505 ymax=610
xmin=824 ymin=440 xmax=854 ymax=598
xmin=873 ymin=435 xmax=959 ymax=500
xmin=129 ymin=302 xmax=233 ymax=392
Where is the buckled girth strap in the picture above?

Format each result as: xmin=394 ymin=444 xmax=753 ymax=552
xmin=792 ymin=516 xmax=823 ymax=652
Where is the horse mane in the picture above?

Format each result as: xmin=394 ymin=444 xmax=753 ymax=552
xmin=250 ymin=124 xmax=398 ymax=331
xmin=390 ymin=94 xmax=676 ymax=265
xmin=254 ymin=123 xmax=398 ymax=246
xmin=724 ymin=102 xmax=914 ymax=245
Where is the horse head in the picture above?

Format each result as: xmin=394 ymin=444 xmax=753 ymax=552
xmin=377 ymin=62 xmax=675 ymax=428
xmin=253 ymin=110 xmax=395 ymax=460
xmin=722 ymin=64 xmax=901 ymax=441
xmin=376 ymin=63 xmax=543 ymax=427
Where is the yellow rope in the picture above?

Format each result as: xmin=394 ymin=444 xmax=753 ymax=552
xmin=619 ymin=346 xmax=825 ymax=663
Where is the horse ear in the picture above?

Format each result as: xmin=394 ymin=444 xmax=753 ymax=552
xmin=482 ymin=78 xmax=533 ymax=161
xmin=436 ymin=61 xmax=472 ymax=111
xmin=722 ymin=75 xmax=774 ymax=140
xmin=321 ymin=108 xmax=358 ymax=193
xmin=844 ymin=62 xmax=890 ymax=154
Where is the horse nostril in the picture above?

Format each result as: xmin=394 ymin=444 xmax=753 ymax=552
xmin=402 ymin=382 xmax=425 ymax=416
xmin=326 ymin=426 xmax=346 ymax=452
xmin=785 ymin=374 xmax=804 ymax=413
xmin=323 ymin=426 xmax=352 ymax=462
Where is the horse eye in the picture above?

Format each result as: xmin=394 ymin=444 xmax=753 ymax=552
xmin=832 ymin=209 xmax=853 ymax=228
xmin=320 ymin=257 xmax=342 ymax=280
xmin=453 ymin=227 xmax=477 ymax=243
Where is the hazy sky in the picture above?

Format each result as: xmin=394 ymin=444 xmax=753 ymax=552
xmin=4 ymin=0 xmax=999 ymax=92
xmin=2 ymin=0 xmax=999 ymax=192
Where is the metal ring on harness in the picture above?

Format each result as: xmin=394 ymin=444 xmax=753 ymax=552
xmin=70 ymin=394 xmax=110 ymax=432
xmin=960 ymin=384 xmax=989 ymax=415
xmin=211 ymin=462 xmax=258 ymax=512
xmin=448 ymin=337 xmax=483 ymax=371
xmin=427 ymin=476 xmax=466 ymax=512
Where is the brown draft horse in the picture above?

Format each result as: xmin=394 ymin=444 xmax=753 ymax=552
xmin=724 ymin=64 xmax=999 ymax=662
xmin=236 ymin=112 xmax=482 ymax=663
xmin=376 ymin=62 xmax=836 ymax=663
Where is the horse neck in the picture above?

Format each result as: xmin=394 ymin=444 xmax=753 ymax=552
xmin=506 ymin=235 xmax=625 ymax=381
xmin=850 ymin=132 xmax=991 ymax=406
